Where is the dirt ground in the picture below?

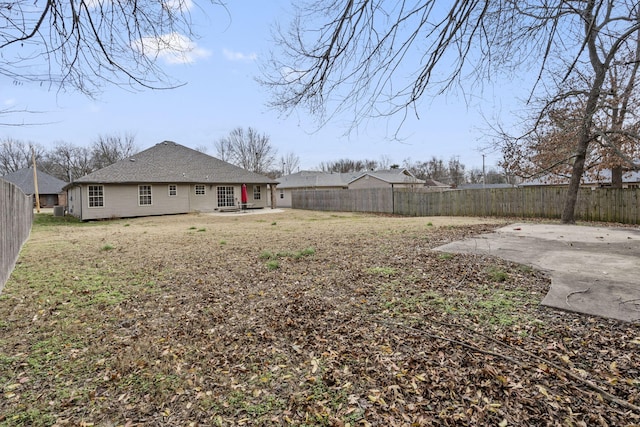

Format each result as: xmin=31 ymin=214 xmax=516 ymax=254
xmin=1 ymin=210 xmax=639 ymax=426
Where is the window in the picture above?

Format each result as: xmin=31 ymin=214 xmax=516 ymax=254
xmin=88 ymin=185 xmax=104 ymax=208
xmin=253 ymin=185 xmax=261 ymax=200
xmin=279 ymin=189 xmax=284 ymax=199
xmin=139 ymin=185 xmax=152 ymax=206
xmin=168 ymin=184 xmax=177 ymax=196
xmin=195 ymin=184 xmax=205 ymax=195
xmin=217 ymin=186 xmax=235 ymax=207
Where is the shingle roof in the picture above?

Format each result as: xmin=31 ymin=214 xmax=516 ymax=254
xmin=458 ymin=183 xmax=516 ymax=189
xmin=519 ymin=169 xmax=640 ymax=186
xmin=68 ymin=141 xmax=278 ymax=186
xmin=277 ymin=170 xmax=360 ymax=189
xmin=350 ymin=169 xmax=426 ymax=185
xmin=2 ymin=167 xmax=67 ymax=195
xmin=424 ymin=179 xmax=451 ymax=188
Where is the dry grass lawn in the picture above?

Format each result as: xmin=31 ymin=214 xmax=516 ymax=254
xmin=0 ymin=209 xmax=639 ymax=426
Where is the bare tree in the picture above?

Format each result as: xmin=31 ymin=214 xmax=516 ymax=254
xmin=378 ymin=155 xmax=393 ymax=170
xmin=402 ymin=156 xmax=468 ymax=185
xmin=404 ymin=157 xmax=448 ymax=183
xmin=280 ymin=152 xmax=301 ymax=176
xmin=0 ymin=138 xmax=44 ymax=175
xmin=216 ymin=127 xmax=277 ymax=174
xmin=0 ymin=0 xmax=223 ymax=97
xmin=592 ymin=43 xmax=640 ymax=186
xmin=467 ymin=168 xmax=484 ymax=184
xmin=91 ymin=133 xmax=137 ymax=170
xmin=318 ymin=158 xmax=378 ymax=173
xmin=502 ymin=40 xmax=640 ymax=188
xmin=263 ymin=0 xmax=640 ymax=223
xmin=41 ymin=141 xmax=93 ymax=182
xmin=214 ymin=138 xmax=233 ymax=163
xmin=467 ymin=167 xmax=509 ymax=185
xmin=448 ymin=157 xmax=466 ymax=187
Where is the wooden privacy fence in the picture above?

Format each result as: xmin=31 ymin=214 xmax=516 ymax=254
xmin=292 ymin=187 xmax=640 ymax=224
xmin=294 ymin=188 xmax=394 ymax=213
xmin=1 ymin=179 xmax=33 ymax=292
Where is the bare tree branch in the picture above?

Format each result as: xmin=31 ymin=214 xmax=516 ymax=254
xmin=215 ymin=127 xmax=277 ymax=175
xmin=0 ymin=0 xmax=223 ymax=96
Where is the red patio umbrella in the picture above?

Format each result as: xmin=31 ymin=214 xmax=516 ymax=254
xmin=241 ymin=184 xmax=248 ymax=209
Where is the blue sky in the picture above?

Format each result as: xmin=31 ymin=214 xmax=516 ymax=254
xmin=1 ymin=1 xmax=526 ymax=172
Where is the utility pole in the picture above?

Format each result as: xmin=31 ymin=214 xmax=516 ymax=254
xmin=482 ymin=154 xmax=486 ymax=189
xmin=32 ymin=147 xmax=40 ymax=213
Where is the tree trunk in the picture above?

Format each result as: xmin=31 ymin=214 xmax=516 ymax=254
xmin=561 ymin=0 xmax=607 ymax=224
xmin=611 ymin=165 xmax=623 ymax=188
xmin=561 ymin=140 xmax=588 ymax=224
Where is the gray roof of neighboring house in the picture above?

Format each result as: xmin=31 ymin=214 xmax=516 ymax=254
xmin=2 ymin=167 xmax=67 ymax=195
xmin=424 ymin=179 xmax=451 ymax=188
xmin=458 ymin=183 xmax=517 ymax=190
xmin=67 ymin=141 xmax=278 ymax=187
xmin=277 ymin=170 xmax=360 ymax=189
xmin=520 ymin=169 xmax=640 ymax=186
xmin=350 ymin=169 xmax=426 ymax=185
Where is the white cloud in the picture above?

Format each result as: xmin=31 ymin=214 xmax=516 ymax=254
xmin=222 ymin=48 xmax=257 ymax=62
xmin=133 ymin=32 xmax=211 ymax=65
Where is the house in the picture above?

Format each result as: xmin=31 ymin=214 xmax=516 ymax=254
xmin=275 ymin=170 xmax=360 ymax=208
xmin=423 ymin=178 xmax=452 ymax=190
xmin=64 ymin=141 xmax=279 ymax=220
xmin=2 ymin=166 xmax=68 ymax=207
xmin=277 ymin=169 xmax=431 ymax=207
xmin=347 ymin=169 xmax=425 ymax=190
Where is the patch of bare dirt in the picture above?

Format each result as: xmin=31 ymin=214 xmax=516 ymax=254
xmin=0 ymin=210 xmax=638 ymax=426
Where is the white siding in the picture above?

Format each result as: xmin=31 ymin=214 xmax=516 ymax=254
xmin=77 ymin=184 xmax=191 ymax=220
xmin=279 ymin=188 xmax=292 ymax=208
xmin=67 ymin=186 xmax=83 ymax=218
xmin=248 ymin=185 xmax=269 ymax=207
xmin=189 ymin=184 xmax=220 ymax=212
xmin=70 ymin=182 xmax=273 ymax=220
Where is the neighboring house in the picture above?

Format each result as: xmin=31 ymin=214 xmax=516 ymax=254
xmin=2 ymin=166 xmax=68 ymax=207
xmin=64 ymin=141 xmax=278 ymax=220
xmin=520 ymin=170 xmax=640 ymax=189
xmin=347 ymin=169 xmax=425 ymax=190
xmin=424 ymin=178 xmax=452 ymax=190
xmin=278 ymin=169 xmax=430 ymax=207
xmin=276 ymin=170 xmax=360 ymax=208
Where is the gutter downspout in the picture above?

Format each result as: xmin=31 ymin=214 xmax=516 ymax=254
xmin=79 ymin=185 xmax=83 ymax=220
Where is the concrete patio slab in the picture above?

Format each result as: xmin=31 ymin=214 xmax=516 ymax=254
xmin=434 ymin=223 xmax=640 ymax=323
